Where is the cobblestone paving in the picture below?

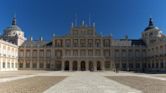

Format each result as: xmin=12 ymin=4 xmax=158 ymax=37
xmin=106 ymin=76 xmax=166 ymax=93
xmin=0 ymin=76 xmax=66 ymax=93
xmin=44 ymin=72 xmax=142 ymax=93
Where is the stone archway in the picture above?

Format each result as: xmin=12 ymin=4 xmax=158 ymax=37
xmin=64 ymin=61 xmax=69 ymax=71
xmin=97 ymin=61 xmax=102 ymax=70
xmin=81 ymin=61 xmax=86 ymax=71
xmin=73 ymin=61 xmax=78 ymax=71
xmin=89 ymin=61 xmax=94 ymax=71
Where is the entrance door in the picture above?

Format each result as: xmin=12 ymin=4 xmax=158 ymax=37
xmin=64 ymin=61 xmax=69 ymax=71
xmin=81 ymin=61 xmax=86 ymax=71
xmin=97 ymin=61 xmax=101 ymax=70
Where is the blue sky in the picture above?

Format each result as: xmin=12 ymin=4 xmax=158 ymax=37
xmin=0 ymin=0 xmax=166 ymax=40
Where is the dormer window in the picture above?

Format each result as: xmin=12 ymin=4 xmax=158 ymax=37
xmin=149 ymin=32 xmax=153 ymax=36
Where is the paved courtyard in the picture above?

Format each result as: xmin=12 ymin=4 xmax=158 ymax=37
xmin=0 ymin=71 xmax=165 ymax=93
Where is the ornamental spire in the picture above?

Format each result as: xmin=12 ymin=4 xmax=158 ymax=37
xmin=148 ymin=17 xmax=154 ymax=27
xmin=12 ymin=14 xmax=17 ymax=25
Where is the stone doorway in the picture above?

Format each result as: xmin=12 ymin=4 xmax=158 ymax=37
xmin=81 ymin=61 xmax=86 ymax=71
xmin=73 ymin=61 xmax=77 ymax=71
xmin=97 ymin=61 xmax=102 ymax=70
xmin=64 ymin=61 xmax=69 ymax=71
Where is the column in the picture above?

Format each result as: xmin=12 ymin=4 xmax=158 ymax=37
xmin=69 ymin=61 xmax=73 ymax=71
xmin=44 ymin=49 xmax=46 ymax=70
xmin=44 ymin=60 xmax=46 ymax=70
xmin=23 ymin=60 xmax=26 ymax=69
xmin=30 ymin=60 xmax=32 ymax=69
xmin=77 ymin=61 xmax=81 ymax=71
xmin=30 ymin=49 xmax=32 ymax=69
xmin=23 ymin=49 xmax=26 ymax=69
xmin=37 ymin=49 xmax=40 ymax=69
xmin=86 ymin=61 xmax=89 ymax=71
xmin=164 ymin=58 xmax=166 ymax=71
xmin=94 ymin=61 xmax=97 ymax=71
xmin=61 ymin=61 xmax=64 ymax=71
xmin=102 ymin=61 xmax=105 ymax=71
xmin=0 ymin=52 xmax=1 ymax=70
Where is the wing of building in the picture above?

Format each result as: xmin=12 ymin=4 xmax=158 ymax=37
xmin=0 ymin=17 xmax=166 ymax=72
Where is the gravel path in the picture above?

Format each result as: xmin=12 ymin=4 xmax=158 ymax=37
xmin=0 ymin=76 xmax=66 ymax=93
xmin=106 ymin=76 xmax=166 ymax=93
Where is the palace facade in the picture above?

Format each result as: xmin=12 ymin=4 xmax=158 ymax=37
xmin=0 ymin=16 xmax=166 ymax=72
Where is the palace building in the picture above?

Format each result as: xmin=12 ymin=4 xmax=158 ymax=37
xmin=0 ymin=16 xmax=166 ymax=72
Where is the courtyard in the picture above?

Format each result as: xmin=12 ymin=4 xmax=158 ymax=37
xmin=0 ymin=71 xmax=165 ymax=93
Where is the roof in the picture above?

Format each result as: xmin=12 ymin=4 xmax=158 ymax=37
xmin=21 ymin=40 xmax=48 ymax=48
xmin=131 ymin=39 xmax=146 ymax=46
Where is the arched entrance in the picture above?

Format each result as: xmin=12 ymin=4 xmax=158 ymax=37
xmin=89 ymin=61 xmax=94 ymax=71
xmin=81 ymin=61 xmax=86 ymax=71
xmin=73 ymin=61 xmax=77 ymax=71
xmin=64 ymin=61 xmax=69 ymax=71
xmin=97 ymin=61 xmax=102 ymax=70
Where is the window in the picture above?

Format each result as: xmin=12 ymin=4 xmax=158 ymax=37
xmin=80 ymin=50 xmax=86 ymax=56
xmin=65 ymin=40 xmax=71 ymax=47
xmin=3 ymin=62 xmax=5 ymax=68
xmin=73 ymin=50 xmax=78 ymax=56
xmin=160 ymin=62 xmax=164 ymax=68
xmin=65 ymin=50 xmax=71 ymax=56
xmin=46 ymin=63 xmax=50 ymax=68
xmin=103 ymin=40 xmax=110 ymax=47
xmin=122 ymin=63 xmax=126 ymax=69
xmin=26 ymin=50 xmax=30 ymax=57
xmin=19 ymin=63 xmax=23 ymax=68
xmin=149 ymin=32 xmax=153 ymax=36
xmin=88 ymin=50 xmax=93 ymax=56
xmin=19 ymin=51 xmax=24 ymax=57
xmin=129 ymin=63 xmax=133 ymax=68
xmin=88 ymin=39 xmax=93 ymax=47
xmin=73 ymin=39 xmax=78 ymax=47
xmin=95 ymin=50 xmax=101 ymax=56
xmin=115 ymin=49 xmax=119 ymax=57
xmin=80 ymin=39 xmax=86 ymax=47
xmin=104 ymin=50 xmax=110 ymax=57
xmin=39 ymin=63 xmax=44 ymax=68
xmin=39 ymin=51 xmax=44 ymax=57
xmin=26 ymin=62 xmax=30 ymax=68
xmin=32 ymin=63 xmax=37 ymax=68
xmin=105 ymin=61 xmax=110 ymax=69
xmin=95 ymin=40 xmax=100 ymax=47
xmin=122 ymin=50 xmax=126 ymax=57
xmin=46 ymin=50 xmax=51 ymax=57
xmin=32 ymin=50 xmax=37 ymax=57
xmin=73 ymin=30 xmax=78 ymax=35
xmin=12 ymin=63 xmax=14 ymax=68
xmin=136 ymin=63 xmax=140 ymax=68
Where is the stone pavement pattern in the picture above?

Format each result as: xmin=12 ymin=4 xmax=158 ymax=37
xmin=107 ymin=76 xmax=166 ymax=93
xmin=0 ymin=76 xmax=66 ymax=93
xmin=44 ymin=72 xmax=142 ymax=93
xmin=0 ymin=71 xmax=166 ymax=93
